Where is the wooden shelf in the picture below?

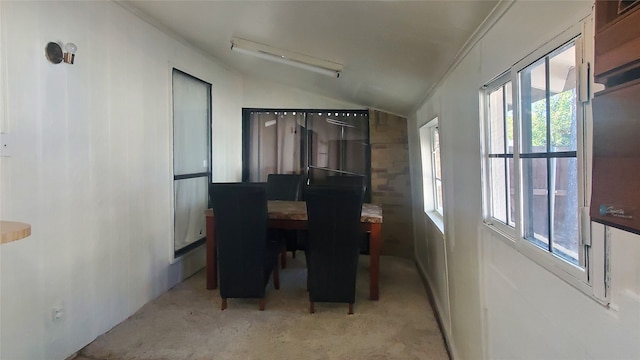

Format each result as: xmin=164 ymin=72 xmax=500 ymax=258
xmin=1 ymin=221 xmax=31 ymax=244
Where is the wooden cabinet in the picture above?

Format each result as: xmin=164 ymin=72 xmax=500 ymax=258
xmin=590 ymin=79 xmax=640 ymax=233
xmin=594 ymin=0 xmax=640 ymax=85
xmin=590 ymin=1 xmax=640 ymax=234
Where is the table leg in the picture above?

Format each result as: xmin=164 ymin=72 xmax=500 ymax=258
xmin=369 ymin=223 xmax=381 ymax=300
xmin=206 ymin=215 xmax=217 ymax=290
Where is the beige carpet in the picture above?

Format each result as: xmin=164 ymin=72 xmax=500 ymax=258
xmin=76 ymin=255 xmax=448 ymax=360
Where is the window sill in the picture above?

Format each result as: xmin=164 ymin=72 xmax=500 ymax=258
xmin=425 ymin=210 xmax=445 ymax=235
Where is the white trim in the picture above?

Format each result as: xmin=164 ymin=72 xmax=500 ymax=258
xmin=426 ymin=210 xmax=445 ymax=235
xmin=415 ymin=256 xmax=457 ymax=360
xmin=477 ymin=224 xmax=490 ymax=360
xmin=481 ymin=76 xmax=516 ymax=238
xmin=590 ymin=222 xmax=609 ymax=303
xmin=168 ymin=64 xmax=177 ymax=264
xmin=419 ymin=117 xmax=444 ymax=231
xmin=413 ymin=0 xmax=516 ymax=113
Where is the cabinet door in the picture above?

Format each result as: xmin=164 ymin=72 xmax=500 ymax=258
xmin=594 ymin=1 xmax=640 ymax=80
xmin=590 ymin=79 xmax=640 ymax=233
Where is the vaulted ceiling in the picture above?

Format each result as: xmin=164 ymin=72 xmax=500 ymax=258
xmin=121 ymin=1 xmax=499 ymax=116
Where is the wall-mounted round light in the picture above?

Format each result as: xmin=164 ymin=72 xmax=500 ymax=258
xmin=45 ymin=42 xmax=64 ymax=64
xmin=45 ymin=41 xmax=77 ymax=65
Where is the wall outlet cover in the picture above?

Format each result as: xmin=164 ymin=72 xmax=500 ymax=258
xmin=0 ymin=133 xmax=10 ymax=157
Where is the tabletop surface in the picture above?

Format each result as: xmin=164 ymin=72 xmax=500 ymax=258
xmin=1 ymin=221 xmax=32 ymax=244
xmin=206 ymin=200 xmax=382 ymax=224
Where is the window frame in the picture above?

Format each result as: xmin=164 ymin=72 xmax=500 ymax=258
xmin=420 ymin=117 xmax=444 ymax=230
xmin=431 ymin=124 xmax=443 ymax=216
xmin=517 ymin=38 xmax=585 ymax=266
xmin=512 ymin=28 xmax=589 ymax=284
xmin=483 ymin=73 xmax=516 ymax=237
xmin=171 ymin=68 xmax=212 ymax=260
xmin=481 ymin=18 xmax=607 ymax=301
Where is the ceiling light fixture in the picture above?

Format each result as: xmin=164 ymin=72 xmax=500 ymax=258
xmin=230 ymin=37 xmax=343 ymax=78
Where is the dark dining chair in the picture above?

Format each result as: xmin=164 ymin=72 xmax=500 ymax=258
xmin=266 ymin=174 xmax=302 ymax=268
xmin=326 ymin=174 xmax=366 ymax=193
xmin=266 ymin=174 xmax=302 ymax=201
xmin=209 ymin=183 xmax=280 ymax=311
xmin=305 ymin=185 xmax=364 ymax=314
xmin=325 ymin=175 xmax=370 ymax=255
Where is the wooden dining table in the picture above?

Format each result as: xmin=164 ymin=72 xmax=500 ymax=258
xmin=205 ymin=200 xmax=384 ymax=300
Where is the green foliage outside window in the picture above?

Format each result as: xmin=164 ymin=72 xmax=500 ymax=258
xmin=505 ymin=89 xmax=575 ymax=148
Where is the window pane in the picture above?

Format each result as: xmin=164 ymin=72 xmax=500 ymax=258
xmin=488 ymin=87 xmax=505 ymax=154
xmin=433 ymin=128 xmax=441 ymax=180
xmin=505 ymin=82 xmax=514 ymax=154
xmin=490 ymin=158 xmax=507 ymax=223
xmin=250 ymin=113 xmax=278 ymax=181
xmin=174 ymin=177 xmax=208 ymax=251
xmin=522 ymin=158 xmax=549 ymax=249
xmin=520 ymin=59 xmax=548 ymax=153
xmin=173 ymin=71 xmax=210 ymax=175
xmin=551 ymin=157 xmax=579 ymax=265
xmin=435 ymin=179 xmax=443 ymax=213
xmin=548 ymin=44 xmax=577 ymax=151
xmin=419 ymin=125 xmax=431 ymax=212
xmin=248 ymin=112 xmax=304 ymax=182
xmin=507 ymin=157 xmax=516 ymax=227
xmin=307 ymin=113 xmax=368 ymax=181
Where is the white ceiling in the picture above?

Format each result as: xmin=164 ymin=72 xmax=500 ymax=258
xmin=122 ymin=0 xmax=499 ymax=116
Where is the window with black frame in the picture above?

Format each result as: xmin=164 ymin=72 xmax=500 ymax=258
xmin=172 ymin=69 xmax=211 ymax=257
xmin=242 ymin=109 xmax=371 ymax=202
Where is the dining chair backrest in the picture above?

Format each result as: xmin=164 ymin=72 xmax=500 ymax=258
xmin=327 ymin=174 xmax=365 ymax=193
xmin=266 ymin=174 xmax=302 ymax=201
xmin=326 ymin=174 xmax=365 ymax=187
xmin=209 ymin=182 xmax=273 ymax=299
xmin=305 ymin=185 xmax=364 ymax=305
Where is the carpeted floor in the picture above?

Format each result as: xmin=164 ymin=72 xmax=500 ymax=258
xmin=75 ymin=255 xmax=448 ymax=360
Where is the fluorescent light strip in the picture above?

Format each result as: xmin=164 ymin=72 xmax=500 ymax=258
xmin=231 ymin=37 xmax=342 ymax=78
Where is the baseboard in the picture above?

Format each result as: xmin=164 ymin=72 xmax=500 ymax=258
xmin=414 ymin=258 xmax=455 ymax=360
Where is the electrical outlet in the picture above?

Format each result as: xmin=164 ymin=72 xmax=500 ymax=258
xmin=52 ymin=307 xmax=64 ymax=321
xmin=0 ymin=133 xmax=10 ymax=157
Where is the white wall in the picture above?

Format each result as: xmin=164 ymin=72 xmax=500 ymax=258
xmin=409 ymin=1 xmax=640 ymax=359
xmin=0 ymin=2 xmax=372 ymax=358
xmin=0 ymin=2 xmax=245 ymax=359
